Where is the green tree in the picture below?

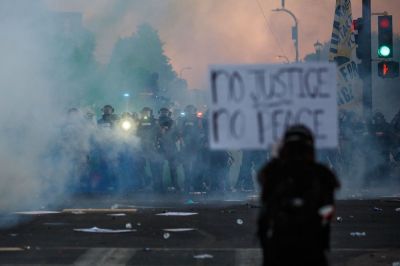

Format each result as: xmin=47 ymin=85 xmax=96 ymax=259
xmin=106 ymin=23 xmax=185 ymax=109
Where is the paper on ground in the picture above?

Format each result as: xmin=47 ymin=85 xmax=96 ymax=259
xmin=14 ymin=211 xmax=61 ymax=215
xmin=156 ymin=212 xmax=198 ymax=216
xmin=73 ymin=227 xmax=136 ymax=233
xmin=194 ymin=254 xmax=214 ymax=259
xmin=163 ymin=228 xmax=196 ymax=232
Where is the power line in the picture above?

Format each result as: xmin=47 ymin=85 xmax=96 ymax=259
xmin=255 ymin=0 xmax=288 ymax=60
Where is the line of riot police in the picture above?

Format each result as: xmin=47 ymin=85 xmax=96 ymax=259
xmin=325 ymin=109 xmax=400 ymax=186
xmin=60 ymin=104 xmax=234 ymax=194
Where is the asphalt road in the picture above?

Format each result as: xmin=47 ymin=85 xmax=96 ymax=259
xmin=0 ymin=194 xmax=400 ymax=266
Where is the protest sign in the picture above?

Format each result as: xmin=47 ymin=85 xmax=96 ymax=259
xmin=209 ymin=63 xmax=337 ymax=149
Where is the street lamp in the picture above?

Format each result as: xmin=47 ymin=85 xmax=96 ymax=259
xmin=272 ymin=7 xmax=299 ymax=62
xmin=314 ymin=40 xmax=323 ymax=61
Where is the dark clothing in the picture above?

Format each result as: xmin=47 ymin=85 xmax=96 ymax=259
xmin=179 ymin=116 xmax=205 ymax=191
xmin=97 ymin=114 xmax=119 ymax=128
xmin=136 ymin=117 xmax=159 ymax=188
xmin=155 ymin=117 xmax=180 ymax=190
xmin=258 ymin=159 xmax=339 ymax=266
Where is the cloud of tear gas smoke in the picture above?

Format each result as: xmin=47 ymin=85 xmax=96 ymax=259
xmin=0 ymin=1 xmax=140 ymax=227
xmin=44 ymin=0 xmax=400 ymax=90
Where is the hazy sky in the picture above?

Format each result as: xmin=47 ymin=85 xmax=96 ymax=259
xmin=44 ymin=0 xmax=400 ymax=88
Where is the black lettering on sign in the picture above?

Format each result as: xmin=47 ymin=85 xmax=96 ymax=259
xmin=211 ymin=70 xmax=245 ymax=104
xmin=212 ymin=109 xmax=246 ymax=143
xmin=212 ymin=109 xmax=229 ymax=142
xmin=230 ymin=110 xmax=246 ymax=139
xmin=271 ymin=109 xmax=285 ymax=141
xmin=211 ymin=70 xmax=229 ymax=104
xmin=269 ymin=108 xmax=327 ymax=142
xmin=304 ymin=68 xmax=330 ymax=98
xmin=229 ymin=72 xmax=245 ymax=103
xmin=313 ymin=109 xmax=326 ymax=140
xmin=249 ymin=69 xmax=270 ymax=104
xmin=284 ymin=67 xmax=303 ymax=98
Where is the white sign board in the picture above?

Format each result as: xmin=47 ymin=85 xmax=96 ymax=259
xmin=208 ymin=63 xmax=338 ymax=150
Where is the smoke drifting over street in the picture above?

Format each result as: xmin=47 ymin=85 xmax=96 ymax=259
xmin=1 ymin=0 xmax=399 ymax=231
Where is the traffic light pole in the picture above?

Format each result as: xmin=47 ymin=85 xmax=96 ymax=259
xmin=361 ymin=0 xmax=372 ymax=119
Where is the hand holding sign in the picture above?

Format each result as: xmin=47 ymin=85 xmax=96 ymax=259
xmin=209 ymin=63 xmax=338 ymax=150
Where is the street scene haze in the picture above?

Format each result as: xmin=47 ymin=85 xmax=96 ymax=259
xmin=0 ymin=0 xmax=400 ymax=265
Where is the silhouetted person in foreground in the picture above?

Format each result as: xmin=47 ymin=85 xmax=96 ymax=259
xmin=257 ymin=125 xmax=340 ymax=266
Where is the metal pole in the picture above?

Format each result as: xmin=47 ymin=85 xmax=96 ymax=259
xmin=272 ymin=8 xmax=299 ymax=62
xmin=362 ymin=0 xmax=372 ymax=119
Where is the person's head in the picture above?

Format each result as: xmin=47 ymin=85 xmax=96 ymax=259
xmin=158 ymin=107 xmax=171 ymax=118
xmin=184 ymin=104 xmax=197 ymax=117
xmin=140 ymin=107 xmax=153 ymax=119
xmin=279 ymin=124 xmax=315 ymax=162
xmin=372 ymin=111 xmax=386 ymax=125
xmin=102 ymin=105 xmax=114 ymax=115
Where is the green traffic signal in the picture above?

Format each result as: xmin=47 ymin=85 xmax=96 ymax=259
xmin=378 ymin=45 xmax=391 ymax=57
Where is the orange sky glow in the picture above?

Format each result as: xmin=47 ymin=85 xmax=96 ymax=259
xmin=45 ymin=0 xmax=400 ymax=89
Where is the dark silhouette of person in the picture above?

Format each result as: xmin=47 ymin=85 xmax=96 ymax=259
xmin=257 ymin=125 xmax=340 ymax=266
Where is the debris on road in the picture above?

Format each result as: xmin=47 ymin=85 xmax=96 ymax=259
xmin=125 ymin=223 xmax=132 ymax=229
xmin=43 ymin=222 xmax=69 ymax=226
xmin=184 ymin=199 xmax=196 ymax=205
xmin=163 ymin=232 xmax=170 ymax=239
xmin=236 ymin=219 xmax=244 ymax=225
xmin=14 ymin=211 xmax=60 ymax=215
xmin=373 ymin=207 xmax=383 ymax=212
xmin=193 ymin=254 xmax=214 ymax=259
xmin=107 ymin=213 xmax=127 ymax=217
xmin=395 ymin=208 xmax=400 ymax=212
xmin=163 ymin=228 xmax=195 ymax=232
xmin=350 ymin=232 xmax=366 ymax=237
xmin=73 ymin=226 xmax=136 ymax=233
xmin=71 ymin=210 xmax=85 ymax=215
xmin=336 ymin=216 xmax=343 ymax=223
xmin=63 ymin=208 xmax=136 ymax=213
xmin=156 ymin=212 xmax=198 ymax=216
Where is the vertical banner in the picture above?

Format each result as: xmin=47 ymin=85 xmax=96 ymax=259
xmin=329 ymin=0 xmax=363 ymax=114
xmin=209 ymin=63 xmax=338 ymax=150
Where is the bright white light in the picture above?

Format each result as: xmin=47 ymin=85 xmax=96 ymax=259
xmin=121 ymin=120 xmax=132 ymax=131
xmin=123 ymin=93 xmax=130 ymax=97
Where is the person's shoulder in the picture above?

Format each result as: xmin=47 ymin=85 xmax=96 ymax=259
xmin=313 ymin=162 xmax=340 ymax=188
xmin=259 ymin=158 xmax=280 ymax=171
xmin=258 ymin=158 xmax=281 ymax=180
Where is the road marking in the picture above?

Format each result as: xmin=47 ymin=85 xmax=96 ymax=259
xmin=62 ymin=209 xmax=137 ymax=213
xmin=0 ymin=247 xmax=24 ymax=251
xmin=74 ymin=248 xmax=135 ymax=266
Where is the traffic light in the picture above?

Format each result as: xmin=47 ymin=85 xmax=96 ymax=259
xmin=353 ymin=18 xmax=365 ymax=60
xmin=378 ymin=15 xmax=393 ymax=58
xmin=378 ymin=61 xmax=399 ymax=78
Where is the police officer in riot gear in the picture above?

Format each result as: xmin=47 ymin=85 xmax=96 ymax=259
xmin=365 ymin=111 xmax=395 ymax=183
xmin=136 ymin=107 xmax=159 ymax=189
xmin=179 ymin=104 xmax=205 ymax=191
xmin=155 ymin=107 xmax=180 ymax=192
xmin=199 ymin=109 xmax=232 ymax=192
xmin=97 ymin=105 xmax=119 ymax=128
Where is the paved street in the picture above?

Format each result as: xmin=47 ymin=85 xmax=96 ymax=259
xmin=0 ymin=194 xmax=400 ymax=265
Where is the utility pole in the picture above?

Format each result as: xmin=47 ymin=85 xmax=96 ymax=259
xmin=361 ymin=0 xmax=372 ymax=119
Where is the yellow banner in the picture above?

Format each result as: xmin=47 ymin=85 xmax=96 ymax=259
xmin=329 ymin=0 xmax=363 ymax=114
